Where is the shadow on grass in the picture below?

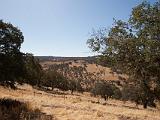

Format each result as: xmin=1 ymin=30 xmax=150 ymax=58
xmin=0 ymin=98 xmax=53 ymax=120
xmin=34 ymin=86 xmax=81 ymax=97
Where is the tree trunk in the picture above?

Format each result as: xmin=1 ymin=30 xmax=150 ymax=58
xmin=104 ymin=96 xmax=107 ymax=101
xmin=71 ymin=89 xmax=73 ymax=94
xmin=51 ymin=83 xmax=54 ymax=91
xmin=143 ymin=101 xmax=148 ymax=109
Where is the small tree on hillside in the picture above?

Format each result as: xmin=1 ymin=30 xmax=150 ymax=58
xmin=68 ymin=79 xmax=83 ymax=94
xmin=91 ymin=81 xmax=113 ymax=101
xmin=24 ymin=53 xmax=43 ymax=86
xmin=43 ymin=69 xmax=68 ymax=91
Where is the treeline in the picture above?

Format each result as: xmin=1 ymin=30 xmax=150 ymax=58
xmin=36 ymin=56 xmax=96 ymax=63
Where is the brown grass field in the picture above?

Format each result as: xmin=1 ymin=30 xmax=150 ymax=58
xmin=0 ymin=84 xmax=160 ymax=120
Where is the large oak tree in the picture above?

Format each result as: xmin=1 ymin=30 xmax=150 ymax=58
xmin=87 ymin=1 xmax=160 ymax=108
xmin=0 ymin=20 xmax=25 ymax=88
xmin=0 ymin=20 xmax=42 ymax=88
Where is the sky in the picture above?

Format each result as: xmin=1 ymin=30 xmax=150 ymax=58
xmin=0 ymin=0 xmax=156 ymax=57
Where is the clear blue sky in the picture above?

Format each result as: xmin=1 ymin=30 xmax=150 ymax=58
xmin=0 ymin=0 xmax=156 ymax=57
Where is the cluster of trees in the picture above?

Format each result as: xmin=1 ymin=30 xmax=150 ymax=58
xmin=42 ymin=63 xmax=92 ymax=93
xmin=90 ymin=80 xmax=157 ymax=108
xmin=40 ymin=68 xmax=84 ymax=94
xmin=0 ymin=22 xmax=53 ymax=119
xmin=87 ymin=1 xmax=160 ymax=108
xmin=0 ymin=20 xmax=43 ymax=88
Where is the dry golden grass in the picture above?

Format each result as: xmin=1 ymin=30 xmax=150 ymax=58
xmin=0 ymin=84 xmax=160 ymax=120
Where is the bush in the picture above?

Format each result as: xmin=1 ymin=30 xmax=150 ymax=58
xmin=68 ymin=79 xmax=83 ymax=94
xmin=91 ymin=81 xmax=122 ymax=101
xmin=0 ymin=98 xmax=52 ymax=120
xmin=91 ymin=81 xmax=113 ymax=101
xmin=121 ymin=84 xmax=156 ymax=108
xmin=110 ymin=84 xmax=122 ymax=99
xmin=41 ymin=69 xmax=70 ymax=92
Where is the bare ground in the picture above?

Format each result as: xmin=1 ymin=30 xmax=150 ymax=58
xmin=0 ymin=84 xmax=160 ymax=120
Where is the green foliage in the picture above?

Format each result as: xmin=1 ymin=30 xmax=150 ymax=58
xmin=49 ymin=63 xmax=94 ymax=92
xmin=87 ymin=1 xmax=160 ymax=108
xmin=0 ymin=20 xmax=44 ymax=88
xmin=24 ymin=53 xmax=43 ymax=86
xmin=111 ymin=84 xmax=122 ymax=99
xmin=42 ymin=69 xmax=68 ymax=91
xmin=121 ymin=84 xmax=156 ymax=108
xmin=68 ymin=79 xmax=83 ymax=94
xmin=0 ymin=20 xmax=26 ymax=88
xmin=41 ymin=68 xmax=84 ymax=93
xmin=91 ymin=81 xmax=114 ymax=101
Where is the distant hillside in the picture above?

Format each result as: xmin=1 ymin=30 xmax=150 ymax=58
xmin=36 ymin=56 xmax=97 ymax=63
xmin=37 ymin=56 xmax=127 ymax=82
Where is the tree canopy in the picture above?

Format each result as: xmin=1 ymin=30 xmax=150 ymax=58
xmin=0 ymin=20 xmax=42 ymax=88
xmin=87 ymin=1 xmax=160 ymax=108
xmin=0 ymin=20 xmax=25 ymax=88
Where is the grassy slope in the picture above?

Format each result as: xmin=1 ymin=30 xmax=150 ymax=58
xmin=40 ymin=60 xmax=122 ymax=81
xmin=0 ymin=84 xmax=160 ymax=120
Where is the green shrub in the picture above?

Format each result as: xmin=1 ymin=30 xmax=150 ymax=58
xmin=121 ymin=84 xmax=156 ymax=108
xmin=91 ymin=81 xmax=113 ymax=101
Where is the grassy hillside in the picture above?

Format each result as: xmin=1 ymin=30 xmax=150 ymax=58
xmin=0 ymin=84 xmax=160 ymax=120
xmin=39 ymin=57 xmax=126 ymax=82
